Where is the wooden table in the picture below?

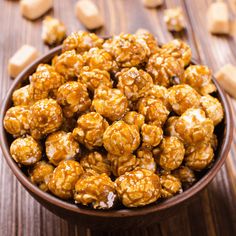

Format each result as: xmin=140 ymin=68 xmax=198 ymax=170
xmin=0 ymin=0 xmax=236 ymax=235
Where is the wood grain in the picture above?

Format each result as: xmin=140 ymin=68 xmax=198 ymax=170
xmin=0 ymin=0 xmax=236 ymax=235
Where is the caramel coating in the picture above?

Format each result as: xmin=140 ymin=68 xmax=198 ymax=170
xmin=136 ymin=148 xmax=156 ymax=172
xmin=103 ymin=121 xmax=140 ymax=155
xmin=74 ymin=173 xmax=116 ymax=209
xmin=62 ymin=31 xmax=104 ymax=53
xmin=29 ymin=64 xmax=65 ymax=101
xmin=92 ymin=86 xmax=128 ymax=121
xmin=3 ymin=106 xmax=31 ymax=137
xmin=10 ymin=135 xmax=42 ymax=165
xmin=156 ymin=136 xmax=185 ymax=171
xmin=57 ymin=81 xmax=91 ymax=118
xmin=115 ymin=168 xmax=161 ymax=207
xmin=123 ymin=111 xmax=145 ymax=130
xmin=146 ymin=53 xmax=184 ymax=87
xmin=73 ymin=112 xmax=109 ymax=149
xmin=29 ymin=161 xmax=54 ymax=191
xmin=48 ymin=160 xmax=84 ymax=199
xmin=160 ymin=174 xmax=182 ymax=198
xmin=107 ymin=153 xmax=137 ymax=177
xmin=161 ymin=39 xmax=191 ymax=66
xmin=168 ymin=84 xmax=201 ymax=115
xmin=164 ymin=116 xmax=181 ymax=138
xmin=80 ymin=151 xmax=111 ymax=176
xmin=78 ymin=68 xmax=112 ymax=92
xmin=175 ymin=108 xmax=214 ymax=145
xmin=141 ymin=124 xmax=163 ymax=148
xmin=181 ymin=65 xmax=216 ymax=95
xmin=12 ymin=85 xmax=33 ymax=106
xmin=137 ymin=97 xmax=169 ymax=126
xmin=200 ymin=95 xmax=224 ymax=126
xmin=30 ymin=99 xmax=63 ymax=140
xmin=172 ymin=166 xmax=196 ymax=186
xmin=46 ymin=131 xmax=80 ymax=166
xmin=103 ymin=33 xmax=149 ymax=67
xmin=52 ymin=50 xmax=84 ymax=80
xmin=185 ymin=143 xmax=214 ymax=171
xmin=117 ymin=67 xmax=153 ymax=101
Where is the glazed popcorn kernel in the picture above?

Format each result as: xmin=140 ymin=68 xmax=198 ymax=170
xmin=172 ymin=166 xmax=196 ymax=187
xmin=136 ymin=148 xmax=156 ymax=172
xmin=175 ymin=108 xmax=214 ymax=145
xmin=48 ymin=160 xmax=84 ymax=199
xmin=146 ymin=52 xmax=184 ymax=87
xmin=72 ymin=112 xmax=109 ymax=150
xmin=29 ymin=64 xmax=65 ymax=101
xmin=161 ymin=39 xmax=192 ymax=67
xmin=103 ymin=121 xmax=140 ymax=155
xmin=30 ymin=99 xmax=63 ymax=140
xmin=200 ymin=95 xmax=224 ymax=126
xmin=52 ymin=50 xmax=84 ymax=80
xmin=141 ymin=124 xmax=163 ymax=148
xmin=46 ymin=131 xmax=80 ymax=166
xmin=160 ymin=174 xmax=182 ymax=198
xmin=42 ymin=16 xmax=66 ymax=46
xmin=80 ymin=151 xmax=111 ymax=176
xmin=29 ymin=161 xmax=54 ymax=191
xmin=115 ymin=168 xmax=161 ymax=207
xmin=168 ymin=84 xmax=201 ymax=115
xmin=10 ymin=135 xmax=42 ymax=166
xmin=12 ymin=85 xmax=33 ymax=106
xmin=92 ymin=86 xmax=128 ymax=121
xmin=62 ymin=31 xmax=104 ymax=54
xmin=103 ymin=33 xmax=150 ymax=67
xmin=78 ymin=68 xmax=112 ymax=92
xmin=164 ymin=7 xmax=185 ymax=32
xmin=123 ymin=111 xmax=145 ymax=130
xmin=164 ymin=116 xmax=181 ymax=138
xmin=185 ymin=143 xmax=214 ymax=171
xmin=181 ymin=65 xmax=216 ymax=95
xmin=117 ymin=67 xmax=153 ymax=101
xmin=4 ymin=106 xmax=31 ymax=137
xmin=107 ymin=153 xmax=137 ymax=177
xmin=156 ymin=136 xmax=185 ymax=171
xmin=74 ymin=173 xmax=116 ymax=209
xmin=137 ymin=97 xmax=170 ymax=126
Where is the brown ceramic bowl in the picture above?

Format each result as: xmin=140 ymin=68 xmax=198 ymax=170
xmin=0 ymin=45 xmax=233 ymax=231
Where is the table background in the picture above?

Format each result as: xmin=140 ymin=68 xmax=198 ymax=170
xmin=0 ymin=0 xmax=236 ymax=235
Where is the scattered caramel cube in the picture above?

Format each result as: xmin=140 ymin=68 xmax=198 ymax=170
xmin=142 ymin=0 xmax=163 ymax=8
xmin=20 ymin=0 xmax=53 ymax=20
xmin=8 ymin=45 xmax=39 ymax=78
xmin=75 ymin=0 xmax=104 ymax=30
xmin=42 ymin=16 xmax=66 ymax=46
xmin=207 ymin=2 xmax=229 ymax=34
xmin=215 ymin=64 xmax=236 ymax=98
xmin=164 ymin=7 xmax=185 ymax=32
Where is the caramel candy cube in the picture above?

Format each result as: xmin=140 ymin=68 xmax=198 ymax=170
xmin=142 ymin=0 xmax=163 ymax=8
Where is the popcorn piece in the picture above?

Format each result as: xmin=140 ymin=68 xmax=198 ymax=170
xmin=215 ymin=64 xmax=236 ymax=98
xmin=8 ymin=45 xmax=39 ymax=78
xmin=20 ymin=0 xmax=53 ymax=20
xmin=142 ymin=0 xmax=163 ymax=8
xmin=75 ymin=0 xmax=104 ymax=30
xmin=42 ymin=16 xmax=66 ymax=45
xmin=207 ymin=2 xmax=229 ymax=34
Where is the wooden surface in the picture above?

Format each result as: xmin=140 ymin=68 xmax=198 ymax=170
xmin=0 ymin=0 xmax=236 ymax=235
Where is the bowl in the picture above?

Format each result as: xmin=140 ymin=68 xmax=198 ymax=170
xmin=0 ymin=45 xmax=233 ymax=231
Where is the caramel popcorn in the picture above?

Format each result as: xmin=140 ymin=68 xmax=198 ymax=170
xmin=10 ymin=135 xmax=42 ymax=165
xmin=103 ymin=121 xmax=140 ymax=155
xmin=136 ymin=148 xmax=156 ymax=172
xmin=48 ymin=160 xmax=84 ymax=199
xmin=73 ymin=112 xmax=109 ymax=149
xmin=92 ymin=86 xmax=128 ymax=121
xmin=164 ymin=116 xmax=181 ymax=139
xmin=117 ymin=67 xmax=153 ymax=101
xmin=115 ymin=168 xmax=161 ymax=207
xmin=172 ymin=166 xmax=196 ymax=187
xmin=46 ymin=131 xmax=80 ymax=166
xmin=12 ymin=85 xmax=32 ymax=106
xmin=57 ymin=81 xmax=91 ymax=118
xmin=123 ymin=111 xmax=145 ymax=130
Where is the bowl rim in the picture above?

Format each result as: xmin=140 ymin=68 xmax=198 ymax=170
xmin=0 ymin=45 xmax=233 ymax=218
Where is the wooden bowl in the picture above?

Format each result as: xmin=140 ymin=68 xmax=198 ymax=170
xmin=0 ymin=46 xmax=233 ymax=231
